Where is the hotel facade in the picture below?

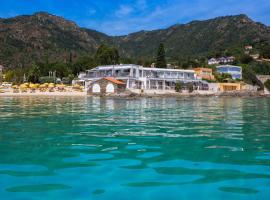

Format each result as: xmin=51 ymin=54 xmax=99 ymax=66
xmin=79 ymin=64 xmax=207 ymax=92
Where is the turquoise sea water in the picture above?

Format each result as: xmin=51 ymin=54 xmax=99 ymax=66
xmin=0 ymin=97 xmax=270 ymax=200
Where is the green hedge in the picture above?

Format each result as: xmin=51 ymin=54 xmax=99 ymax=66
xmin=39 ymin=76 xmax=55 ymax=84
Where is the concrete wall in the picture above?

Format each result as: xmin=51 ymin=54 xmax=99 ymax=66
xmin=257 ymin=75 xmax=270 ymax=94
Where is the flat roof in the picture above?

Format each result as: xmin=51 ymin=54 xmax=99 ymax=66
xmin=143 ymin=67 xmax=194 ymax=73
xmin=86 ymin=64 xmax=194 ymax=73
xmin=216 ymin=65 xmax=242 ymax=68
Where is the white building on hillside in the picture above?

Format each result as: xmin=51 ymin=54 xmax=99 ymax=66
xmin=78 ymin=64 xmax=207 ymax=91
xmin=208 ymin=57 xmax=235 ymax=65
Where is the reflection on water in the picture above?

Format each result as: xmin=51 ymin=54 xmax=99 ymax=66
xmin=0 ymin=97 xmax=270 ymax=199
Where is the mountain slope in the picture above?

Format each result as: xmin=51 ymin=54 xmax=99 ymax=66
xmin=116 ymin=14 xmax=270 ymax=59
xmin=0 ymin=12 xmax=111 ymax=67
xmin=0 ymin=12 xmax=269 ymax=68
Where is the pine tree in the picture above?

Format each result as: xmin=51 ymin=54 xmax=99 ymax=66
xmin=156 ymin=43 xmax=167 ymax=68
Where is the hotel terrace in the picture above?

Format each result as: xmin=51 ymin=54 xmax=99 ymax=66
xmin=78 ymin=64 xmax=208 ymax=93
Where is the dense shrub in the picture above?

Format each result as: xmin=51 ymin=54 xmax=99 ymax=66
xmin=265 ymin=80 xmax=270 ymax=91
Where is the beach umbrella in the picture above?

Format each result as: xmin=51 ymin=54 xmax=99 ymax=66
xmin=48 ymin=83 xmax=55 ymax=88
xmin=20 ymin=84 xmax=28 ymax=89
xmin=29 ymin=83 xmax=35 ymax=88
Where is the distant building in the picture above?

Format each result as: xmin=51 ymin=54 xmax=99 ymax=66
xmin=208 ymin=57 xmax=235 ymax=65
xmin=218 ymin=83 xmax=243 ymax=92
xmin=194 ymin=68 xmax=215 ymax=81
xmin=250 ymin=54 xmax=260 ymax=59
xmin=245 ymin=45 xmax=253 ymax=50
xmin=208 ymin=58 xmax=219 ymax=65
xmin=216 ymin=65 xmax=242 ymax=80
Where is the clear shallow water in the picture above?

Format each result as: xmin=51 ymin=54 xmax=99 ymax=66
xmin=0 ymin=97 xmax=270 ymax=200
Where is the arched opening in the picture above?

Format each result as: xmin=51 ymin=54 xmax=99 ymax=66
xmin=106 ymin=83 xmax=115 ymax=93
xmin=92 ymin=84 xmax=101 ymax=93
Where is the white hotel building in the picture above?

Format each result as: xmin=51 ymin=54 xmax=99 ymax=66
xmin=78 ymin=64 xmax=207 ymax=92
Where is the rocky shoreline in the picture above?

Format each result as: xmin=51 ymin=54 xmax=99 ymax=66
xmin=105 ymin=91 xmax=269 ymax=99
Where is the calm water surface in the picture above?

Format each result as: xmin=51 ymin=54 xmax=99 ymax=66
xmin=0 ymin=97 xmax=270 ymax=200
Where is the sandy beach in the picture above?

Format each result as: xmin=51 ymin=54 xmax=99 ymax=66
xmin=0 ymin=91 xmax=87 ymax=97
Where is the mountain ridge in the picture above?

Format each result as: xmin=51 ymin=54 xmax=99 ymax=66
xmin=0 ymin=12 xmax=269 ymax=68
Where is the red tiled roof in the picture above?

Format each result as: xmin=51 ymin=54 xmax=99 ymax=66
xmin=104 ymin=77 xmax=125 ymax=85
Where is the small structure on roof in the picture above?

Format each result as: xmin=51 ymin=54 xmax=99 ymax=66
xmin=88 ymin=77 xmax=126 ymax=95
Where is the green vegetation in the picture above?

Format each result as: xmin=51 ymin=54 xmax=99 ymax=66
xmin=240 ymin=54 xmax=253 ymax=64
xmin=214 ymin=72 xmax=232 ymax=83
xmin=187 ymin=83 xmax=194 ymax=93
xmin=39 ymin=76 xmax=55 ymax=84
xmin=242 ymin=65 xmax=264 ymax=89
xmin=264 ymin=80 xmax=270 ymax=91
xmin=156 ymin=43 xmax=167 ymax=68
xmin=3 ymin=44 xmax=120 ymax=84
xmin=27 ymin=64 xmax=41 ymax=83
xmin=175 ymin=82 xmax=182 ymax=92
xmin=95 ymin=44 xmax=119 ymax=65
xmin=259 ymin=42 xmax=270 ymax=59
xmin=2 ymin=13 xmax=269 ymax=68
xmin=249 ymin=62 xmax=270 ymax=75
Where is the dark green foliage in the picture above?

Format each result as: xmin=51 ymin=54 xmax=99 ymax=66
xmin=39 ymin=76 xmax=55 ymax=84
xmin=95 ymin=44 xmax=120 ymax=65
xmin=175 ymin=82 xmax=182 ymax=92
xmin=120 ymin=57 xmax=134 ymax=64
xmin=214 ymin=73 xmax=233 ymax=83
xmin=62 ymin=75 xmax=74 ymax=84
xmin=249 ymin=62 xmax=270 ymax=75
xmin=156 ymin=43 xmax=167 ymax=68
xmin=72 ymin=55 xmax=96 ymax=75
xmin=260 ymin=43 xmax=270 ymax=59
xmin=265 ymin=79 xmax=270 ymax=91
xmin=187 ymin=83 xmax=194 ymax=93
xmin=240 ymin=54 xmax=253 ymax=64
xmin=242 ymin=66 xmax=264 ymax=89
xmin=27 ymin=64 xmax=41 ymax=83
xmin=4 ymin=69 xmax=25 ymax=84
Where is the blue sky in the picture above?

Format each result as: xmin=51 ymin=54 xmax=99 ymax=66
xmin=0 ymin=0 xmax=269 ymax=35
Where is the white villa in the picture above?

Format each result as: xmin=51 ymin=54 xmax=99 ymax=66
xmin=208 ymin=57 xmax=235 ymax=65
xmin=77 ymin=64 xmax=208 ymax=93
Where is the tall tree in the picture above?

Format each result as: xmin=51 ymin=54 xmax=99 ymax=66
xmin=27 ymin=64 xmax=41 ymax=83
xmin=95 ymin=44 xmax=120 ymax=65
xmin=156 ymin=43 xmax=167 ymax=68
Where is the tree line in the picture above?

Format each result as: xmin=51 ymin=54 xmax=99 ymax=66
xmin=2 ymin=42 xmax=270 ymax=88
